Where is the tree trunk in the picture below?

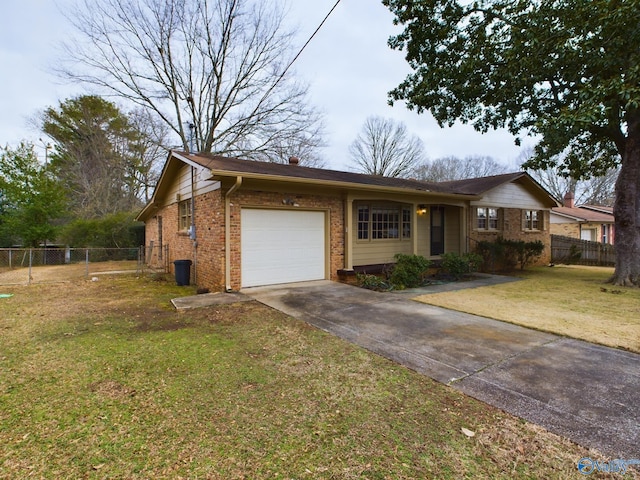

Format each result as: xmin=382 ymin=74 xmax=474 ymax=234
xmin=611 ymin=111 xmax=640 ymax=286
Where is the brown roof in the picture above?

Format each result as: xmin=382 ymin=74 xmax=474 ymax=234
xmin=181 ymin=151 xmax=460 ymax=194
xmin=552 ymin=206 xmax=614 ymax=223
xmin=580 ymin=204 xmax=614 ymax=215
xmin=436 ymin=172 xmax=528 ymax=195
xmin=137 ymin=151 xmax=559 ymax=221
xmin=179 ymin=152 xmax=557 ymax=200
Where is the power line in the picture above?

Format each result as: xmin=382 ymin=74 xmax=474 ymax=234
xmin=250 ymin=0 xmax=343 ymax=120
xmin=281 ymin=0 xmax=343 ymax=83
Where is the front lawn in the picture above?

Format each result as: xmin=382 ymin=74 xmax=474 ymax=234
xmin=414 ymin=265 xmax=640 ymax=353
xmin=0 ymin=275 xmax=618 ymax=478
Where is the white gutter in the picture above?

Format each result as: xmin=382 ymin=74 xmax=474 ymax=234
xmin=225 ymin=176 xmax=243 ymax=291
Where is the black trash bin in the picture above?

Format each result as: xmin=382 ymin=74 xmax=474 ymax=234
xmin=173 ymin=259 xmax=192 ymax=286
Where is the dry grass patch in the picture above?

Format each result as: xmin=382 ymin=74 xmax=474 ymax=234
xmin=0 ymin=275 xmax=634 ymax=479
xmin=414 ymin=265 xmax=640 ymax=353
xmin=0 ymin=260 xmax=140 ymax=285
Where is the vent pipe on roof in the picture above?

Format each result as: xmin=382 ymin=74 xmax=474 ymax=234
xmin=288 ymin=156 xmax=299 ymax=165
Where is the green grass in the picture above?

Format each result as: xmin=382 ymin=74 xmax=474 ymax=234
xmin=0 ymin=275 xmax=621 ymax=479
xmin=415 ymin=265 xmax=640 ymax=353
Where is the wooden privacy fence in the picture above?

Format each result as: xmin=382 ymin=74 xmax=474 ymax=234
xmin=551 ymin=234 xmax=615 ymax=266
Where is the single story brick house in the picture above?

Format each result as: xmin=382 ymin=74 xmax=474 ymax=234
xmin=137 ymin=151 xmax=559 ymax=291
xmin=550 ymin=192 xmax=615 ymax=244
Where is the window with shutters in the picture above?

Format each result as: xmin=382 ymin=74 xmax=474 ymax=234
xmin=476 ymin=207 xmax=500 ymax=231
xmin=523 ymin=210 xmax=541 ymax=231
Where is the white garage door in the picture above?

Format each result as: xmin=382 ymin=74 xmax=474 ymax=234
xmin=241 ymin=209 xmax=326 ymax=288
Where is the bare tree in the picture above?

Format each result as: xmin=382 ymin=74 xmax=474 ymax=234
xmin=518 ymin=149 xmax=618 ymax=206
xmin=58 ymin=0 xmax=326 ymax=164
xmin=349 ymin=116 xmax=426 ymax=177
xmin=524 ymin=166 xmax=618 ymax=206
xmin=411 ymin=155 xmax=509 ymax=182
xmin=127 ymin=108 xmax=170 ymax=202
xmin=261 ymin=126 xmax=328 ymax=169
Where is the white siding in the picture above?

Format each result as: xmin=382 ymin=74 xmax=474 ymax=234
xmin=163 ymin=164 xmax=220 ymax=206
xmin=550 ymin=212 xmax=578 ymax=224
xmin=471 ymin=183 xmax=548 ymax=209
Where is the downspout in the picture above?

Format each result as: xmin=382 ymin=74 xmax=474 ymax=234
xmin=225 ymin=176 xmax=243 ymax=292
xmin=190 ymin=166 xmax=197 ymax=284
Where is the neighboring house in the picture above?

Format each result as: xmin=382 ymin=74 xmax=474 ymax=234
xmin=137 ymin=151 xmax=559 ymax=291
xmin=550 ymin=192 xmax=615 ymax=244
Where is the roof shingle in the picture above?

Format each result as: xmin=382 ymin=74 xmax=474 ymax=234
xmin=179 ymin=152 xmax=535 ymax=197
xmin=552 ymin=206 xmax=614 ymax=222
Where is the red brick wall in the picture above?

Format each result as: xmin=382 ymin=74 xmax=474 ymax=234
xmin=550 ymin=222 xmax=581 ymax=239
xmin=468 ymin=208 xmax=551 ymax=265
xmin=144 ymin=190 xmax=226 ymax=290
xmin=192 ymin=191 xmax=226 ymax=290
xmin=145 ymin=188 xmax=345 ymax=292
xmin=227 ymin=190 xmax=344 ymax=291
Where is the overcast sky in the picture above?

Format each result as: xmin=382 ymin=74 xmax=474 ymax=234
xmin=0 ymin=0 xmax=530 ymax=170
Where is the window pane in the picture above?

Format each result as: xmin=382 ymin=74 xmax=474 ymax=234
xmin=402 ymin=208 xmax=411 ymax=239
xmin=488 ymin=208 xmax=498 ymax=229
xmin=179 ymin=200 xmax=192 ymax=230
xmin=357 ymin=206 xmax=369 ymax=240
xmin=372 ymin=207 xmax=399 ymax=239
xmin=477 ymin=207 xmax=487 ymax=229
xmin=531 ymin=210 xmax=539 ymax=230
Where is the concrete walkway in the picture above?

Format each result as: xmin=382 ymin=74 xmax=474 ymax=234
xmin=243 ymin=279 xmax=640 ymax=460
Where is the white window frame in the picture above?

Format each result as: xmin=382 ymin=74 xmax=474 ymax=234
xmin=179 ymin=199 xmax=192 ymax=231
xmin=523 ymin=210 xmax=542 ymax=231
xmin=356 ymin=203 xmax=412 ymax=242
xmin=476 ymin=207 xmax=500 ymax=231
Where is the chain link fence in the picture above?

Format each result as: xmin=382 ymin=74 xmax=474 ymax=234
xmin=0 ymin=247 xmax=169 ymax=286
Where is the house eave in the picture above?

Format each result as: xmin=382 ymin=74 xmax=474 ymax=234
xmin=206 ymin=169 xmax=481 ymax=201
xmin=551 ymin=208 xmax=615 ymax=223
xmin=551 ymin=211 xmax=586 ymax=222
xmin=136 ymin=202 xmax=157 ymax=222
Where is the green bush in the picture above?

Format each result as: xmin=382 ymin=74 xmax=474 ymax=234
xmin=440 ymin=252 xmax=483 ymax=280
xmin=356 ymin=273 xmax=392 ymax=291
xmin=517 ymin=240 xmax=545 ymax=270
xmin=476 ymin=240 xmax=504 ymax=273
xmin=475 ymin=237 xmax=545 ymax=272
xmin=388 ymin=254 xmax=431 ymax=289
xmin=59 ymin=211 xmax=144 ymax=249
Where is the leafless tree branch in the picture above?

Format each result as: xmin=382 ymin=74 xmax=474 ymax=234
xmin=57 ymin=0 xmax=326 ymax=164
xmin=349 ymin=116 xmax=426 ymax=177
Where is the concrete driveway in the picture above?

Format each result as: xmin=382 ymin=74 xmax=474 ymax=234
xmin=244 ymin=280 xmax=640 ymax=460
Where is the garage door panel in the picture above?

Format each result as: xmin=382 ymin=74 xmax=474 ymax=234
xmin=241 ymin=209 xmax=325 ymax=287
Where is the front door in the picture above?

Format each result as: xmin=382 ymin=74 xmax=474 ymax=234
xmin=430 ymin=206 xmax=445 ymax=255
